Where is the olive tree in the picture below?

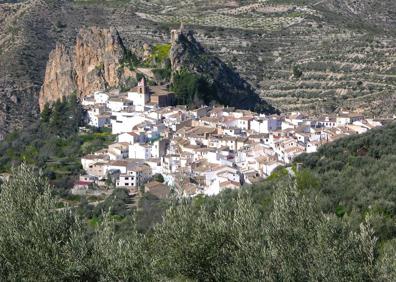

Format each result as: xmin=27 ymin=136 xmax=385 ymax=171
xmin=266 ymin=181 xmax=378 ymax=281
xmin=89 ymin=214 xmax=153 ymax=281
xmin=0 ymin=164 xmax=91 ymax=281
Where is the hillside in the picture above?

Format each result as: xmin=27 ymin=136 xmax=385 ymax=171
xmin=295 ymin=121 xmax=396 ymax=240
xmin=0 ymin=122 xmax=396 ymax=280
xmin=0 ymin=0 xmax=395 ymax=134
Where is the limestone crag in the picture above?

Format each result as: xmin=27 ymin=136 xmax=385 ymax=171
xmin=39 ymin=27 xmax=127 ymax=110
xmin=39 ymin=44 xmax=76 ymax=109
xmin=74 ymin=27 xmax=125 ymax=100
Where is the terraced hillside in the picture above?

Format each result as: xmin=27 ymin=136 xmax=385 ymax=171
xmin=59 ymin=0 xmax=396 ymax=116
xmin=253 ymin=23 xmax=396 ymax=115
xmin=0 ymin=0 xmax=395 ymax=136
xmin=127 ymin=0 xmax=396 ymax=115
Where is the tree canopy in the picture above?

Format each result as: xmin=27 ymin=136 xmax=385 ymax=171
xmin=0 ymin=164 xmax=394 ymax=281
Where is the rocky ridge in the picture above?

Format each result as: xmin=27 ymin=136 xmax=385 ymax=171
xmin=170 ymin=28 xmax=276 ymax=113
xmin=39 ymin=25 xmax=276 ymax=113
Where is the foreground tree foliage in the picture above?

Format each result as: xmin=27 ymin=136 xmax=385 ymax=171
xmin=0 ymin=165 xmax=91 ymax=280
xmin=0 ymin=165 xmax=394 ymax=281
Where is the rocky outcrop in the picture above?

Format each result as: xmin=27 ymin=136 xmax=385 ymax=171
xmin=39 ymin=27 xmax=127 ymax=110
xmin=39 ymin=44 xmax=76 ymax=108
xmin=0 ymin=0 xmax=163 ymax=136
xmin=74 ymin=27 xmax=125 ymax=100
xmin=170 ymin=28 xmax=277 ymax=114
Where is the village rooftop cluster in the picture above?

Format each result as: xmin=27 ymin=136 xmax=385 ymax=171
xmin=75 ymin=78 xmax=383 ymax=198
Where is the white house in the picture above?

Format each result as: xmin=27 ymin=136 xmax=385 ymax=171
xmin=235 ymin=117 xmax=253 ymax=131
xmin=81 ymin=96 xmax=95 ymax=106
xmin=202 ymin=166 xmax=241 ymax=196
xmin=190 ymin=106 xmax=212 ymax=119
xmin=285 ymin=113 xmax=306 ymax=126
xmin=223 ymin=127 xmax=242 ymax=136
xmin=111 ymin=112 xmax=147 ymax=134
xmin=281 ymin=120 xmax=295 ymax=130
xmin=87 ymin=107 xmax=109 ymax=128
xmin=81 ymin=154 xmax=109 ymax=172
xmin=108 ymin=142 xmax=129 ymax=160
xmin=295 ymin=132 xmax=310 ymax=144
xmin=145 ymin=158 xmax=162 ymax=175
xmin=117 ymin=132 xmax=139 ymax=144
xmin=317 ymin=116 xmax=336 ymax=128
xmin=306 ymin=141 xmax=319 ymax=153
xmin=346 ymin=124 xmax=368 ymax=134
xmin=93 ymin=115 xmax=109 ymax=128
xmin=263 ymin=160 xmax=282 ymax=176
xmin=107 ymin=98 xmax=126 ymax=112
xmin=116 ymin=164 xmax=152 ymax=188
xmin=106 ymin=160 xmax=131 ymax=174
xmin=129 ymin=143 xmax=152 ymax=160
xmin=162 ymin=154 xmax=181 ymax=174
xmin=336 ymin=113 xmax=364 ymax=126
xmin=84 ymin=162 xmax=108 ymax=179
xmin=251 ymin=116 xmax=282 ymax=133
xmin=151 ymin=139 xmax=168 ymax=158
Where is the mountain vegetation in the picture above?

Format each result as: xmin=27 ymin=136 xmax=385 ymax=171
xmin=0 ymin=164 xmax=395 ymax=281
xmin=295 ymin=122 xmax=396 ymax=241
xmin=171 ymin=70 xmax=218 ymax=107
xmin=0 ymin=96 xmax=114 ymax=189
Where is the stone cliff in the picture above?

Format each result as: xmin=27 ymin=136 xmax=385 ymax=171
xmin=40 ymin=26 xmax=277 ymax=114
xmin=39 ymin=27 xmax=127 ymax=110
xmin=39 ymin=44 xmax=76 ymax=108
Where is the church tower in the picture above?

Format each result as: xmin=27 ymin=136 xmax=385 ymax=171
xmin=137 ymin=77 xmax=148 ymax=94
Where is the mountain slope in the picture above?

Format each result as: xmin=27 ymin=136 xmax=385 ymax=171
xmin=1 ymin=0 xmax=395 ymax=136
xmin=295 ymin=121 xmax=396 ymax=240
xmin=170 ymin=28 xmax=277 ymax=113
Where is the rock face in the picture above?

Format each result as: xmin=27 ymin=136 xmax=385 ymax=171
xmin=74 ymin=27 xmax=125 ymax=100
xmin=39 ymin=44 xmax=76 ymax=109
xmin=39 ymin=27 xmax=127 ymax=110
xmin=170 ymin=28 xmax=277 ymax=114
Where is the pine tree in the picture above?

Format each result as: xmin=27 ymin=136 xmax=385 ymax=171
xmin=40 ymin=103 xmax=52 ymax=124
